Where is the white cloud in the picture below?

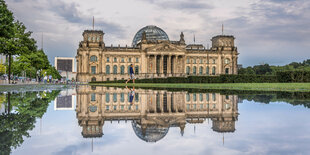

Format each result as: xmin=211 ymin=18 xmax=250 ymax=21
xmin=5 ymin=0 xmax=310 ymax=66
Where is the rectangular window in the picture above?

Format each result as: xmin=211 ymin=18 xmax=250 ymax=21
xmin=200 ymin=59 xmax=203 ymax=64
xmin=186 ymin=58 xmax=189 ymax=64
xmin=200 ymin=104 xmax=203 ymax=109
xmin=136 ymin=57 xmax=139 ymax=62
xmin=129 ymin=58 xmax=132 ymax=62
xmin=121 ymin=58 xmax=124 ymax=62
xmin=91 ymin=66 xmax=96 ymax=74
xmin=186 ymin=104 xmax=190 ymax=110
xmin=113 ymin=105 xmax=117 ymax=110
xmin=121 ymin=105 xmax=124 ymax=110
xmin=135 ymin=105 xmax=138 ymax=110
xmin=106 ymin=105 xmax=109 ymax=110
xmin=114 ymin=57 xmax=117 ymax=62
xmin=107 ymin=57 xmax=110 ymax=62
xmin=193 ymin=59 xmax=196 ymax=64
xmin=213 ymin=59 xmax=216 ymax=64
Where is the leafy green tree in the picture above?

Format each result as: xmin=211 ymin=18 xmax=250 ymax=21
xmin=0 ymin=0 xmax=37 ymax=84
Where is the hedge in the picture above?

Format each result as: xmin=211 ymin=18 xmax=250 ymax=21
xmin=91 ymin=71 xmax=310 ymax=84
xmin=276 ymin=71 xmax=310 ymax=82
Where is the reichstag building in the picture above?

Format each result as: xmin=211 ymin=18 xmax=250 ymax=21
xmin=76 ymin=86 xmax=238 ymax=142
xmin=76 ymin=25 xmax=239 ymax=82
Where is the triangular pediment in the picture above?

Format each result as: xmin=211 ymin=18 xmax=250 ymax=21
xmin=145 ymin=43 xmax=185 ymax=52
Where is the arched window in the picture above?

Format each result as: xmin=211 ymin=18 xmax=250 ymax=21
xmin=186 ymin=66 xmax=190 ymax=74
xmin=199 ymin=66 xmax=203 ymax=75
xmin=120 ymin=65 xmax=125 ymax=75
xmin=212 ymin=66 xmax=216 ymax=75
xmin=89 ymin=105 xmax=97 ymax=112
xmin=113 ymin=93 xmax=117 ymax=102
xmin=90 ymin=55 xmax=97 ymax=62
xmin=225 ymin=68 xmax=229 ymax=74
xmin=206 ymin=66 xmax=210 ymax=75
xmin=106 ymin=93 xmax=110 ymax=102
xmin=91 ymin=66 xmax=96 ymax=74
xmin=135 ymin=93 xmax=139 ymax=102
xmin=135 ymin=66 xmax=139 ymax=75
xmin=120 ymin=93 xmax=124 ymax=102
xmin=113 ymin=65 xmax=117 ymax=74
xmin=224 ymin=58 xmax=230 ymax=64
xmin=206 ymin=93 xmax=209 ymax=101
xmin=199 ymin=93 xmax=203 ymax=101
xmin=128 ymin=65 xmax=131 ymax=74
xmin=106 ymin=65 xmax=110 ymax=74
xmin=193 ymin=66 xmax=197 ymax=74
xmin=91 ymin=93 xmax=96 ymax=101
xmin=186 ymin=93 xmax=190 ymax=102
xmin=212 ymin=93 xmax=216 ymax=101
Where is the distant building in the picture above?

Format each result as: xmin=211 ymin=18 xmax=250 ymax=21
xmin=54 ymin=57 xmax=76 ymax=81
xmin=54 ymin=89 xmax=76 ymax=110
xmin=76 ymin=25 xmax=239 ymax=82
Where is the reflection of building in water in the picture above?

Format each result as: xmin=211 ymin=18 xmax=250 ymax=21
xmin=76 ymin=86 xmax=238 ymax=142
xmin=54 ymin=89 xmax=76 ymax=110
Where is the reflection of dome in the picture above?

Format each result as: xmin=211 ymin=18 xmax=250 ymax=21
xmin=132 ymin=25 xmax=169 ymax=47
xmin=132 ymin=121 xmax=169 ymax=143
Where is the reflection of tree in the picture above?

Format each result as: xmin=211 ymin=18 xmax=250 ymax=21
xmin=238 ymin=92 xmax=310 ymax=108
xmin=0 ymin=90 xmax=60 ymax=154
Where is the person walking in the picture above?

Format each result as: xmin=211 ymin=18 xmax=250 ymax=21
xmin=126 ymin=86 xmax=135 ymax=105
xmin=126 ymin=64 xmax=135 ymax=84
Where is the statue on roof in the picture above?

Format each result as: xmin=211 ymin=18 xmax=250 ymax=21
xmin=180 ymin=32 xmax=185 ymax=45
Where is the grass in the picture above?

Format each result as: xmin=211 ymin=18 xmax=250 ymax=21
xmin=90 ymin=83 xmax=310 ymax=92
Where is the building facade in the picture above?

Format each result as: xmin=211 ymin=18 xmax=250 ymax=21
xmin=76 ymin=25 xmax=239 ymax=82
xmin=76 ymin=86 xmax=239 ymax=141
xmin=54 ymin=57 xmax=76 ymax=81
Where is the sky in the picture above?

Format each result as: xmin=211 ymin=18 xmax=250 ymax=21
xmin=5 ymin=0 xmax=310 ymax=67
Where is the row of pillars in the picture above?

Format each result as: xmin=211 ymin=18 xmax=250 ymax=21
xmin=147 ymin=55 xmax=184 ymax=74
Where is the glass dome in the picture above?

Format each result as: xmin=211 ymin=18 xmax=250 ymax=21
xmin=132 ymin=121 xmax=169 ymax=143
xmin=132 ymin=25 xmax=169 ymax=47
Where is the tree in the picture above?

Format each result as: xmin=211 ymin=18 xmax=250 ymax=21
xmin=0 ymin=0 xmax=37 ymax=84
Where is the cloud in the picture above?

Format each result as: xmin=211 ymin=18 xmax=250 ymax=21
xmin=5 ymin=0 xmax=310 ymax=67
xmin=141 ymin=0 xmax=213 ymax=11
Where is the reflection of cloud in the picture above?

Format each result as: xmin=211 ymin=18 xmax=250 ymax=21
xmin=10 ymin=99 xmax=310 ymax=155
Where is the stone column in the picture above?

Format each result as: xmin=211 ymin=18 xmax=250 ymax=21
xmin=147 ymin=55 xmax=150 ymax=74
xmin=99 ymin=53 xmax=102 ymax=74
xmin=154 ymin=55 xmax=157 ymax=74
xmin=167 ymin=55 xmax=171 ymax=76
xmin=160 ymin=55 xmax=164 ymax=74
xmin=175 ymin=56 xmax=178 ymax=74
xmin=86 ymin=53 xmax=90 ymax=73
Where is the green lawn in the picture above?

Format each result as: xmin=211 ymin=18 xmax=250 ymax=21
xmin=90 ymin=83 xmax=310 ymax=92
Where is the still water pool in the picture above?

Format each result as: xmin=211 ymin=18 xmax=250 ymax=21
xmin=1 ymin=85 xmax=310 ymax=155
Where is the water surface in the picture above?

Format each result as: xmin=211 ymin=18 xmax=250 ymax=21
xmin=1 ymin=85 xmax=310 ymax=155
